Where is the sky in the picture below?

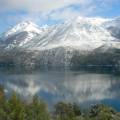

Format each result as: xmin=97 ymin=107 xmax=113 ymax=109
xmin=0 ymin=0 xmax=120 ymax=33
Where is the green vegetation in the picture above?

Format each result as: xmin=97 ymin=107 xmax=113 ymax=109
xmin=0 ymin=86 xmax=50 ymax=120
xmin=0 ymin=86 xmax=120 ymax=120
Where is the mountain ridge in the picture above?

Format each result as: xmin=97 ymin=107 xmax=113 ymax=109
xmin=0 ymin=16 xmax=120 ymax=70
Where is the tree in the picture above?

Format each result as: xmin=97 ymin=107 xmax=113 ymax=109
xmin=0 ymin=85 xmax=4 ymax=101
xmin=89 ymin=104 xmax=116 ymax=120
xmin=73 ymin=103 xmax=81 ymax=116
xmin=0 ymin=86 xmax=7 ymax=120
xmin=7 ymin=92 xmax=26 ymax=120
xmin=26 ymin=96 xmax=50 ymax=120
xmin=54 ymin=102 xmax=77 ymax=120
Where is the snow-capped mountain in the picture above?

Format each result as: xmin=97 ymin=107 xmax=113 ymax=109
xmin=1 ymin=16 xmax=120 ymax=51
xmin=0 ymin=21 xmax=48 ymax=49
xmin=1 ymin=17 xmax=120 ymax=50
xmin=25 ymin=17 xmax=115 ymax=51
xmin=0 ymin=17 xmax=120 ymax=70
xmin=5 ymin=21 xmax=41 ymax=37
xmin=104 ymin=17 xmax=120 ymax=40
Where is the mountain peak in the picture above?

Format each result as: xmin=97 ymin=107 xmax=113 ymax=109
xmin=75 ymin=16 xmax=110 ymax=26
xmin=17 ymin=21 xmax=38 ymax=27
xmin=1 ymin=16 xmax=120 ymax=50
xmin=5 ymin=21 xmax=41 ymax=37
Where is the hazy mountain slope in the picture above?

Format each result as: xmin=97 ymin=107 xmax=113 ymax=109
xmin=104 ymin=17 xmax=120 ymax=40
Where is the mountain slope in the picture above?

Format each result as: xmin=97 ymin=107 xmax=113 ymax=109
xmin=0 ymin=21 xmax=47 ymax=49
xmin=1 ymin=17 xmax=120 ymax=50
xmin=0 ymin=17 xmax=120 ymax=70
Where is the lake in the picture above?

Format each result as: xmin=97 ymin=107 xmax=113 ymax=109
xmin=0 ymin=69 xmax=120 ymax=111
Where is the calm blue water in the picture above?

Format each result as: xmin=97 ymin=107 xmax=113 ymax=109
xmin=0 ymin=70 xmax=120 ymax=111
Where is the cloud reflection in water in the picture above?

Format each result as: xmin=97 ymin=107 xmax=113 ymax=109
xmin=0 ymin=71 xmax=120 ymax=106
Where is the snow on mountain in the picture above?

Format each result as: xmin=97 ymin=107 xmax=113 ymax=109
xmin=21 ymin=16 xmax=117 ymax=51
xmin=0 ymin=21 xmax=48 ymax=49
xmin=5 ymin=21 xmax=41 ymax=37
xmin=0 ymin=17 xmax=120 ymax=51
xmin=103 ymin=17 xmax=120 ymax=40
xmin=0 ymin=16 xmax=120 ymax=69
xmin=75 ymin=16 xmax=109 ymax=26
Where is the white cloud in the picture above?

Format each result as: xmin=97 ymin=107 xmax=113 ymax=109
xmin=48 ymin=7 xmax=81 ymax=20
xmin=0 ymin=0 xmax=119 ymax=25
xmin=0 ymin=0 xmax=84 ymax=12
xmin=1 ymin=0 xmax=118 ymax=13
xmin=47 ymin=0 xmax=120 ymax=21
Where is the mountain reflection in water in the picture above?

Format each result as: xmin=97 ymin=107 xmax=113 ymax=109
xmin=0 ymin=70 xmax=120 ymax=110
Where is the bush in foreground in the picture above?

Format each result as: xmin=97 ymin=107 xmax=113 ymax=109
xmin=0 ymin=86 xmax=120 ymax=120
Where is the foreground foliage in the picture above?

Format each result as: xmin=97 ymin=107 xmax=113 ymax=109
xmin=0 ymin=86 xmax=120 ymax=120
